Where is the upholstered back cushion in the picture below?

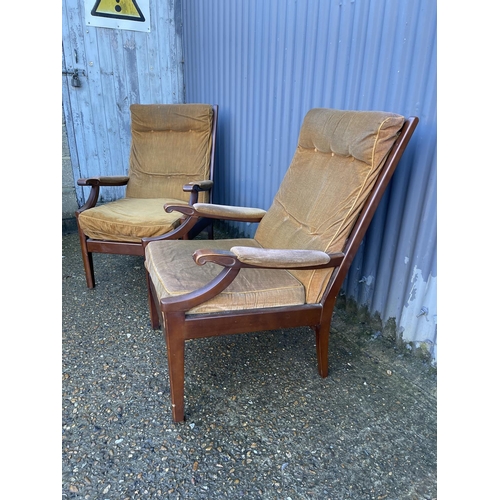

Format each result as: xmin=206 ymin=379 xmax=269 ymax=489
xmin=126 ymin=104 xmax=214 ymax=202
xmin=255 ymin=108 xmax=405 ymax=303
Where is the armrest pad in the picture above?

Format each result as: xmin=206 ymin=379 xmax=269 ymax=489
xmin=183 ymin=180 xmax=214 ymax=192
xmin=193 ymin=203 xmax=267 ymax=222
xmin=230 ymin=246 xmax=331 ymax=268
xmin=77 ymin=176 xmax=129 ymax=187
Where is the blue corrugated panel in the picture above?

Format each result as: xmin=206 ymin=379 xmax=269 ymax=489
xmin=182 ymin=0 xmax=437 ymax=362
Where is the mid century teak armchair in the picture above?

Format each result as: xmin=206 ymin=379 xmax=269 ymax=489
xmin=142 ymin=108 xmax=418 ymax=422
xmin=76 ymin=103 xmax=218 ymax=288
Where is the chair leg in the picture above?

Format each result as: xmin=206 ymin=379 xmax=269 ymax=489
xmin=146 ymin=273 xmax=160 ymax=330
xmin=207 ymin=222 xmax=214 ymax=240
xmin=77 ymin=224 xmax=95 ymax=289
xmin=315 ymin=318 xmax=331 ymax=378
xmin=163 ymin=312 xmax=186 ymax=422
xmin=316 ymin=301 xmax=337 ymax=378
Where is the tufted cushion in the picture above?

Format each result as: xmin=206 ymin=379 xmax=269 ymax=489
xmin=126 ymin=104 xmax=214 ymax=203
xmin=144 ymin=108 xmax=405 ymax=313
xmin=145 ymin=239 xmax=305 ymax=314
xmin=78 ymin=198 xmax=186 ymax=242
xmin=255 ymin=109 xmax=404 ymax=303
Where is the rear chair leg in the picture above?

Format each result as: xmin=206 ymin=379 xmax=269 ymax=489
xmin=207 ymin=222 xmax=214 ymax=240
xmin=146 ymin=272 xmax=160 ymax=330
xmin=315 ymin=302 xmax=337 ymax=378
xmin=315 ymin=319 xmax=331 ymax=378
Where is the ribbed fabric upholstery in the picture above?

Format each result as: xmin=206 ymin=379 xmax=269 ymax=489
xmin=78 ymin=104 xmax=214 ymax=242
xmin=145 ymin=109 xmax=404 ymax=312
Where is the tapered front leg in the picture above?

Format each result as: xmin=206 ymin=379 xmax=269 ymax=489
xmin=77 ymin=224 xmax=95 ymax=289
xmin=163 ymin=312 xmax=186 ymax=422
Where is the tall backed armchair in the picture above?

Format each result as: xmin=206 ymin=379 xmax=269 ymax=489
xmin=76 ymin=104 xmax=218 ymax=288
xmin=142 ymin=108 xmax=418 ymax=422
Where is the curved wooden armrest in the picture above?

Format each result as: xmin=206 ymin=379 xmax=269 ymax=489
xmin=159 ymin=267 xmax=241 ymax=313
xmin=192 ymin=203 xmax=267 ymax=223
xmin=183 ymin=180 xmax=214 ymax=192
xmin=158 ymin=247 xmax=345 ymax=313
xmin=142 ymin=205 xmax=201 ymax=246
xmin=193 ymin=249 xmax=244 ymax=267
xmin=164 ymin=205 xmax=198 ymax=216
xmin=77 ymin=176 xmax=129 ymax=187
xmin=183 ymin=180 xmax=214 ymax=205
xmin=193 ymin=248 xmax=345 ymax=270
xmin=76 ymin=176 xmax=130 ymax=213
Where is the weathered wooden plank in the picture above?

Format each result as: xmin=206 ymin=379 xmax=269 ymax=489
xmin=62 ymin=0 xmax=184 ymax=205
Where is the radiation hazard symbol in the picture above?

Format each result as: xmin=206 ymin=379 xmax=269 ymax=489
xmin=91 ymin=0 xmax=145 ymax=22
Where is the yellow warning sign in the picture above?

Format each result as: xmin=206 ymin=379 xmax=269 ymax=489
xmin=85 ymin=0 xmax=150 ymax=31
xmin=91 ymin=0 xmax=145 ymax=22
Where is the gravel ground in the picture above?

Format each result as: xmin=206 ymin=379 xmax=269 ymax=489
xmin=62 ymin=229 xmax=437 ymax=500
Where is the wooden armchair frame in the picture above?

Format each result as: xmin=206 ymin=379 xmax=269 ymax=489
xmin=143 ymin=114 xmax=418 ymax=422
xmin=75 ymin=104 xmax=219 ymax=288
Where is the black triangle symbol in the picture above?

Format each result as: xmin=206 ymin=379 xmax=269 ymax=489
xmin=91 ymin=0 xmax=145 ymax=22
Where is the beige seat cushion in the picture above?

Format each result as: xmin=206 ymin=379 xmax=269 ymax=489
xmin=78 ymin=198 xmax=187 ymax=242
xmin=145 ymin=239 xmax=305 ymax=314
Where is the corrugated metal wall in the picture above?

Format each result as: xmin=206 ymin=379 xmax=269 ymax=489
xmin=181 ymin=0 xmax=437 ymax=362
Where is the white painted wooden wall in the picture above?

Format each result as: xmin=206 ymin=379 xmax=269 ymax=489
xmin=62 ymin=0 xmax=185 ymax=208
